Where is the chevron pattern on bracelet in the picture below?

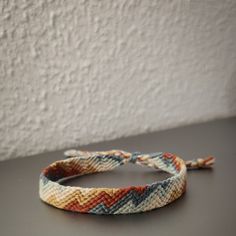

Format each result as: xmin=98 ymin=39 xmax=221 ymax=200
xmin=39 ymin=150 xmax=214 ymax=214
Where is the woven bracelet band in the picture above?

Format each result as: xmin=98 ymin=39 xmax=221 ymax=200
xmin=39 ymin=150 xmax=215 ymax=215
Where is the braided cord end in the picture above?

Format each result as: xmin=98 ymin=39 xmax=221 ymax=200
xmin=185 ymin=156 xmax=215 ymax=169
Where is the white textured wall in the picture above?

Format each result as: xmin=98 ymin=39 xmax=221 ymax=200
xmin=0 ymin=0 xmax=236 ymax=161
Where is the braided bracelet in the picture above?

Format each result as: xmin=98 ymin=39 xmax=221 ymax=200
xmin=39 ymin=150 xmax=215 ymax=215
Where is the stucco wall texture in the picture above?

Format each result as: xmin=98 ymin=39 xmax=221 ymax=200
xmin=0 ymin=0 xmax=236 ymax=161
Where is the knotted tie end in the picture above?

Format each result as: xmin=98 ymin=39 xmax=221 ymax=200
xmin=185 ymin=156 xmax=215 ymax=169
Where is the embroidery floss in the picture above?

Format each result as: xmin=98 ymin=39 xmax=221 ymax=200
xmin=39 ymin=150 xmax=215 ymax=214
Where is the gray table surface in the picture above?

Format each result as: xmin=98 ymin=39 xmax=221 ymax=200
xmin=1 ymin=118 xmax=236 ymax=236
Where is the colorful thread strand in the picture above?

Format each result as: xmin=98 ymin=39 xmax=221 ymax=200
xmin=39 ymin=150 xmax=215 ymax=214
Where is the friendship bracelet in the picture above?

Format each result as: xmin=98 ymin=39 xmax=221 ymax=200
xmin=39 ymin=150 xmax=215 ymax=214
